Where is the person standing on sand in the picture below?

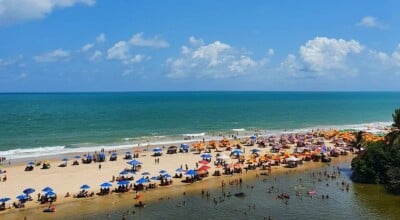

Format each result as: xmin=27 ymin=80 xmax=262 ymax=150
xmin=99 ymin=164 xmax=101 ymax=170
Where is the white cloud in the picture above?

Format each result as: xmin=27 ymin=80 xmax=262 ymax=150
xmin=106 ymin=41 xmax=129 ymax=61
xmin=0 ymin=0 xmax=95 ymax=26
xmin=106 ymin=33 xmax=165 ymax=65
xmin=166 ymin=37 xmax=268 ymax=79
xmin=34 ymin=49 xmax=70 ymax=62
xmin=267 ymin=48 xmax=275 ymax=56
xmin=89 ymin=50 xmax=102 ymax=61
xmin=81 ymin=43 xmax=93 ymax=52
xmin=192 ymin=41 xmax=231 ymax=66
xmin=356 ymin=16 xmax=383 ymax=28
xmin=129 ymin=32 xmax=169 ymax=48
xmin=370 ymin=44 xmax=400 ymax=69
xmin=279 ymin=37 xmax=363 ymax=77
xmin=96 ymin=33 xmax=106 ymax=43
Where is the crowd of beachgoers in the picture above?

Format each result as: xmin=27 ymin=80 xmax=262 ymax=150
xmin=0 ymin=128 xmax=387 ymax=218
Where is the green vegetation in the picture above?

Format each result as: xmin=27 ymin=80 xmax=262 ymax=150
xmin=351 ymin=108 xmax=400 ymax=194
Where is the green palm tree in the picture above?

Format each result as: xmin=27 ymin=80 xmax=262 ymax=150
xmin=393 ymin=108 xmax=400 ymax=129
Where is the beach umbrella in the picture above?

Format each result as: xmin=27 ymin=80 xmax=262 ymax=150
xmin=250 ymin=135 xmax=257 ymax=141
xmin=80 ymin=184 xmax=90 ymax=190
xmin=23 ymin=188 xmax=35 ymax=195
xmin=136 ymin=177 xmax=149 ymax=184
xmin=250 ymin=149 xmax=260 ymax=153
xmin=141 ymin=171 xmax=150 ymax=176
xmin=159 ymin=170 xmax=167 ymax=174
xmin=0 ymin=197 xmax=10 ymax=203
xmin=62 ymin=158 xmax=68 ymax=162
xmin=175 ymin=167 xmax=184 ymax=173
xmin=151 ymin=176 xmax=160 ymax=181
xmin=185 ymin=169 xmax=197 ymax=176
xmin=42 ymin=186 xmax=53 ymax=192
xmin=232 ymin=149 xmax=243 ymax=155
xmin=162 ymin=173 xmax=172 ymax=178
xmin=45 ymin=191 xmax=56 ymax=197
xmin=198 ymin=160 xmax=209 ymax=165
xmin=117 ymin=180 xmax=130 ymax=186
xmin=111 ymin=152 xmax=117 ymax=156
xmin=74 ymin=155 xmax=81 ymax=159
xmin=201 ymin=153 xmax=212 ymax=158
xmin=119 ymin=170 xmax=129 ymax=176
xmin=27 ymin=161 xmax=35 ymax=166
xmin=180 ymin=144 xmax=189 ymax=150
xmin=198 ymin=165 xmax=211 ymax=170
xmin=153 ymin=147 xmax=162 ymax=152
xmin=16 ymin=194 xmax=28 ymax=201
xmin=127 ymin=159 xmax=142 ymax=166
xmin=100 ymin=182 xmax=113 ymax=188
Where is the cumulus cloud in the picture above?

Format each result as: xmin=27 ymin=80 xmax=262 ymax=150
xmin=166 ymin=37 xmax=269 ymax=79
xmin=370 ymin=44 xmax=400 ymax=70
xmin=129 ymin=32 xmax=169 ymax=48
xmin=280 ymin=37 xmax=363 ymax=77
xmin=106 ymin=41 xmax=129 ymax=61
xmin=81 ymin=43 xmax=93 ymax=52
xmin=0 ymin=0 xmax=96 ymax=26
xmin=96 ymin=33 xmax=106 ymax=43
xmin=106 ymin=33 xmax=165 ymax=64
xmin=89 ymin=50 xmax=102 ymax=61
xmin=34 ymin=49 xmax=70 ymax=62
xmin=356 ymin=16 xmax=384 ymax=28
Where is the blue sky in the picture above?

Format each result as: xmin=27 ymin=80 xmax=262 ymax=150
xmin=0 ymin=0 xmax=399 ymax=92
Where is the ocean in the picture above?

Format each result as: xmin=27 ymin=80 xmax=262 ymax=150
xmin=0 ymin=92 xmax=399 ymax=159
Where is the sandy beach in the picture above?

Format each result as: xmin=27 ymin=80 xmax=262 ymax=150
xmin=0 ymin=132 xmax=362 ymax=219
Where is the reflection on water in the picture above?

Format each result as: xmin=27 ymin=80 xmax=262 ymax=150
xmin=75 ymin=161 xmax=400 ymax=220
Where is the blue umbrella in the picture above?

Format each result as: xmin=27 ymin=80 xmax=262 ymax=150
xmin=23 ymin=188 xmax=35 ymax=195
xmin=119 ymin=170 xmax=129 ymax=175
xmin=111 ymin=152 xmax=117 ymax=156
xmin=163 ymin=173 xmax=172 ymax=178
xmin=125 ymin=151 xmax=131 ymax=155
xmin=175 ymin=168 xmax=184 ymax=173
xmin=250 ymin=149 xmax=260 ymax=153
xmin=45 ymin=191 xmax=56 ymax=197
xmin=180 ymin=144 xmax=189 ymax=150
xmin=150 ymin=176 xmax=159 ymax=181
xmin=62 ymin=158 xmax=68 ymax=162
xmin=141 ymin=171 xmax=150 ymax=176
xmin=42 ymin=186 xmax=53 ymax=192
xmin=159 ymin=170 xmax=167 ymax=174
xmin=185 ymin=169 xmax=197 ymax=176
xmin=136 ymin=177 xmax=149 ymax=184
xmin=74 ymin=155 xmax=81 ymax=159
xmin=153 ymin=147 xmax=162 ymax=152
xmin=201 ymin=153 xmax=212 ymax=158
xmin=250 ymin=135 xmax=257 ymax=140
xmin=0 ymin=197 xmax=10 ymax=203
xmin=117 ymin=180 xmax=130 ymax=185
xmin=27 ymin=161 xmax=35 ymax=166
xmin=232 ymin=149 xmax=243 ymax=155
xmin=127 ymin=159 xmax=142 ymax=166
xmin=100 ymin=182 xmax=113 ymax=188
xmin=80 ymin=184 xmax=90 ymax=190
xmin=16 ymin=194 xmax=28 ymax=201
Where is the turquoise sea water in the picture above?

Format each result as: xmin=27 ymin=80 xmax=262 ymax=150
xmin=0 ymin=92 xmax=399 ymax=159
